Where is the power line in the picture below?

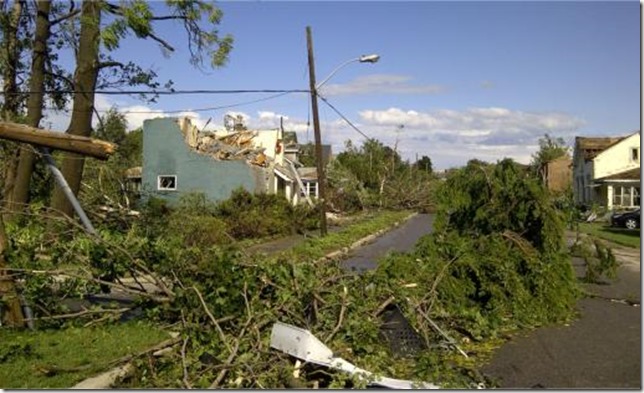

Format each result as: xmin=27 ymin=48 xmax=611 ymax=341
xmin=317 ymin=94 xmax=371 ymax=140
xmin=1 ymin=88 xmax=309 ymax=96
xmin=44 ymin=91 xmax=302 ymax=114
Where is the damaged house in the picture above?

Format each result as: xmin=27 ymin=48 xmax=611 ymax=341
xmin=573 ymin=130 xmax=640 ymax=210
xmin=138 ymin=116 xmax=329 ymax=206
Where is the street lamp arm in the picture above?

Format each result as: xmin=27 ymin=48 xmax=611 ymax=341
xmin=316 ymin=54 xmax=380 ymax=90
xmin=316 ymin=57 xmax=361 ymax=90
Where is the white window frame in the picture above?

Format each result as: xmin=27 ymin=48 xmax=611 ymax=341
xmin=613 ymin=185 xmax=640 ymax=208
xmin=157 ymin=175 xmax=177 ymax=191
xmin=301 ymin=181 xmax=318 ymax=198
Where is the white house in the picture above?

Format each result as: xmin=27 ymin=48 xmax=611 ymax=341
xmin=573 ymin=130 xmax=640 ymax=210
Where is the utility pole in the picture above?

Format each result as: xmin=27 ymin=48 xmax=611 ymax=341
xmin=306 ymin=26 xmax=328 ymax=236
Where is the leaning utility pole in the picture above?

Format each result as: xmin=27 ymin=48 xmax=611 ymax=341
xmin=306 ymin=26 xmax=328 ymax=236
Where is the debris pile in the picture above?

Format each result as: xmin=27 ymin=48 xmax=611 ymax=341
xmin=195 ymin=130 xmax=269 ymax=167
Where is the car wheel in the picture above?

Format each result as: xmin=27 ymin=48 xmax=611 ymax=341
xmin=625 ymin=218 xmax=638 ymax=230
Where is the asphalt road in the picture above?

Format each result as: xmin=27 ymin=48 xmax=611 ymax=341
xmin=480 ymin=252 xmax=641 ymax=389
xmin=339 ymin=215 xmax=640 ymax=388
xmin=342 ymin=213 xmax=434 ymax=272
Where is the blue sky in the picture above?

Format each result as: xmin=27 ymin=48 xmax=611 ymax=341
xmin=48 ymin=1 xmax=641 ymax=169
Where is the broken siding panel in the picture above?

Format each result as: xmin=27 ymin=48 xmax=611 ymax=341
xmin=142 ymin=118 xmax=264 ymax=204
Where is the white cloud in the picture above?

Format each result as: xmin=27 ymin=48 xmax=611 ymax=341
xmin=358 ymin=107 xmax=585 ymax=145
xmin=39 ymin=94 xmax=585 ymax=170
xmin=320 ymin=74 xmax=445 ymax=96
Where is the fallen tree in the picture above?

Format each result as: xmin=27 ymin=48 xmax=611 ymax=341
xmin=0 ymin=121 xmax=117 ymax=160
xmin=2 ymin=159 xmax=580 ymax=388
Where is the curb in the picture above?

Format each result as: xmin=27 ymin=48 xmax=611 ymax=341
xmin=317 ymin=211 xmax=419 ymax=263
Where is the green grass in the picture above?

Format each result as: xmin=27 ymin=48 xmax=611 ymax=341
xmin=284 ymin=210 xmax=412 ymax=260
xmin=0 ymin=321 xmax=172 ymax=388
xmin=578 ymin=222 xmax=641 ymax=248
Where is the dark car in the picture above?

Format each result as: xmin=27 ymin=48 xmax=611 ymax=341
xmin=610 ymin=208 xmax=640 ymax=230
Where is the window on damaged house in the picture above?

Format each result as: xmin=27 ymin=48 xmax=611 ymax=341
xmin=301 ymin=181 xmax=318 ymax=198
xmin=157 ymin=175 xmax=177 ymax=191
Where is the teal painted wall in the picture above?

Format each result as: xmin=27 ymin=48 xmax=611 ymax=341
xmin=142 ymin=118 xmax=264 ymax=204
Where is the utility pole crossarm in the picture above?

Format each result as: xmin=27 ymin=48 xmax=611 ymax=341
xmin=0 ymin=121 xmax=116 ymax=160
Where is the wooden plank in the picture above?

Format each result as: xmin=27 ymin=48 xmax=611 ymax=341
xmin=0 ymin=121 xmax=116 ymax=160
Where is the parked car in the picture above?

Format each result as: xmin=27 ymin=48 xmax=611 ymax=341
xmin=610 ymin=208 xmax=640 ymax=230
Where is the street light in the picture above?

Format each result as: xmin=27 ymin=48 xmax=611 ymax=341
xmin=316 ymin=54 xmax=380 ymax=89
xmin=306 ymin=26 xmax=380 ymax=236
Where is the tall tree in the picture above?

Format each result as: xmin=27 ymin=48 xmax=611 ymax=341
xmin=0 ymin=0 xmax=25 ymax=214
xmin=415 ymin=155 xmax=433 ymax=174
xmin=7 ymin=0 xmax=52 ymax=218
xmin=50 ymin=0 xmax=233 ymax=217
xmin=0 ymin=0 xmax=27 ymax=327
xmin=49 ymin=0 xmax=101 ymax=217
xmin=530 ymin=133 xmax=569 ymax=183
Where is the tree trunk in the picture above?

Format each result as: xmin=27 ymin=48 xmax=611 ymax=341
xmin=9 ymin=0 xmax=51 ymax=219
xmin=1 ymin=0 xmax=24 ymax=217
xmin=0 ymin=0 xmax=27 ymax=327
xmin=50 ymin=0 xmax=101 ymax=218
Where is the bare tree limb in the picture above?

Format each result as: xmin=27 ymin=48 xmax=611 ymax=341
xmin=209 ymin=283 xmax=254 ymax=388
xmin=325 ymin=285 xmax=348 ymax=343
xmin=191 ymin=285 xmax=233 ymax=354
xmin=50 ymin=9 xmax=81 ymax=26
xmin=98 ymin=61 xmax=124 ymax=70
xmin=26 ymin=306 xmax=131 ymax=321
xmin=147 ymin=32 xmax=175 ymax=52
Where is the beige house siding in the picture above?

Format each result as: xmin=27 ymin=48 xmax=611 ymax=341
xmin=593 ymin=133 xmax=640 ymax=180
xmin=572 ymin=131 xmax=641 ymax=210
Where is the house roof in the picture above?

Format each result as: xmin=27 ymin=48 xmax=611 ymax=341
xmin=596 ymin=167 xmax=641 ymax=181
xmin=297 ymin=167 xmax=318 ymax=181
xmin=574 ymin=136 xmax=626 ymax=160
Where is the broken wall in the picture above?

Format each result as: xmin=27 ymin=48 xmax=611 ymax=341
xmin=142 ymin=118 xmax=268 ymax=205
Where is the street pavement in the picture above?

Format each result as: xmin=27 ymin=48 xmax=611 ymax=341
xmin=338 ymin=215 xmax=641 ymax=388
xmin=480 ymin=240 xmax=641 ymax=389
xmin=342 ymin=213 xmax=434 ymax=272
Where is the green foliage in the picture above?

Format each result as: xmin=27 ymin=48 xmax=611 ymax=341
xmin=570 ymin=236 xmax=619 ymax=283
xmin=530 ymin=133 xmax=569 ymax=180
xmin=328 ymin=138 xmax=438 ymax=213
xmin=415 ymin=155 xmax=433 ymax=174
xmin=373 ymin=158 xmax=579 ymax=341
xmin=215 ymin=188 xmax=317 ymax=239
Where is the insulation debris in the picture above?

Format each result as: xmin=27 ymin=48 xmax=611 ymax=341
xmin=193 ymin=129 xmax=270 ymax=167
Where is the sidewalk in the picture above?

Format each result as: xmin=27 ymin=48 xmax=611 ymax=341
xmin=480 ymin=236 xmax=641 ymax=388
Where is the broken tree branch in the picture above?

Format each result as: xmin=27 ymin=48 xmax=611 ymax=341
xmin=209 ymin=285 xmax=254 ymax=389
xmin=0 ymin=121 xmax=116 ymax=160
xmin=191 ymin=285 xmax=233 ymax=354
xmin=25 ymin=306 xmax=131 ymax=322
xmin=325 ymin=285 xmax=348 ymax=343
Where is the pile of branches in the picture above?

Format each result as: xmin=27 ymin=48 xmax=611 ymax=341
xmin=1 ymin=159 xmax=581 ymax=388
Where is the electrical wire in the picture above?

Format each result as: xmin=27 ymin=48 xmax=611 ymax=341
xmin=1 ymin=88 xmax=309 ymax=96
xmin=317 ymin=94 xmax=372 ymax=140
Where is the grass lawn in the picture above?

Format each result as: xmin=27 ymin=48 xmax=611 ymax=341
xmin=577 ymin=222 xmax=641 ymax=248
xmin=285 ymin=210 xmax=412 ymax=260
xmin=0 ymin=321 xmax=171 ymax=388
